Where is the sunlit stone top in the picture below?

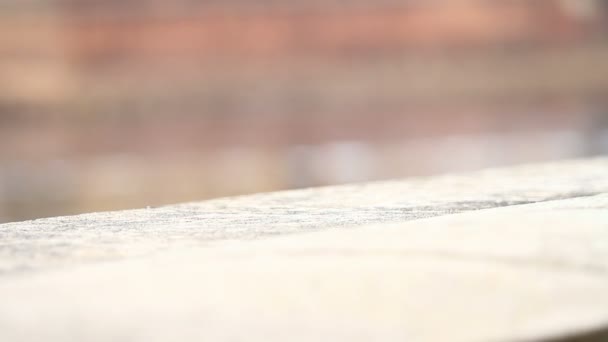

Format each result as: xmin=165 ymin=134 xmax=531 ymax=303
xmin=1 ymin=157 xmax=608 ymax=341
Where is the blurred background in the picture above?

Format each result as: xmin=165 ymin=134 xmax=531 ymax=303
xmin=1 ymin=0 xmax=608 ymax=223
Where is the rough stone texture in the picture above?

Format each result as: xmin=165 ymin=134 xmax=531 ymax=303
xmin=2 ymin=157 xmax=608 ymax=274
xmin=1 ymin=158 xmax=608 ymax=341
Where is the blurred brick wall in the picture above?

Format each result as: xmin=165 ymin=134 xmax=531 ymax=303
xmin=64 ymin=2 xmax=585 ymax=64
xmin=1 ymin=0 xmax=607 ymax=222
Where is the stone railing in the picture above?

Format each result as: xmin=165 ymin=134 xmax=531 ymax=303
xmin=1 ymin=157 xmax=608 ymax=341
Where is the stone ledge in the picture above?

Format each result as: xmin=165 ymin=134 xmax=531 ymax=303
xmin=1 ymin=157 xmax=608 ymax=341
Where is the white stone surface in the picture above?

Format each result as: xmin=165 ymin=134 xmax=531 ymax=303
xmin=1 ymin=158 xmax=608 ymax=341
xmin=1 ymin=157 xmax=608 ymax=274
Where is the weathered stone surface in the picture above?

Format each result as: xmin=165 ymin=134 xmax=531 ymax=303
xmin=1 ymin=158 xmax=608 ymax=341
xmin=1 ymin=157 xmax=608 ymax=274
